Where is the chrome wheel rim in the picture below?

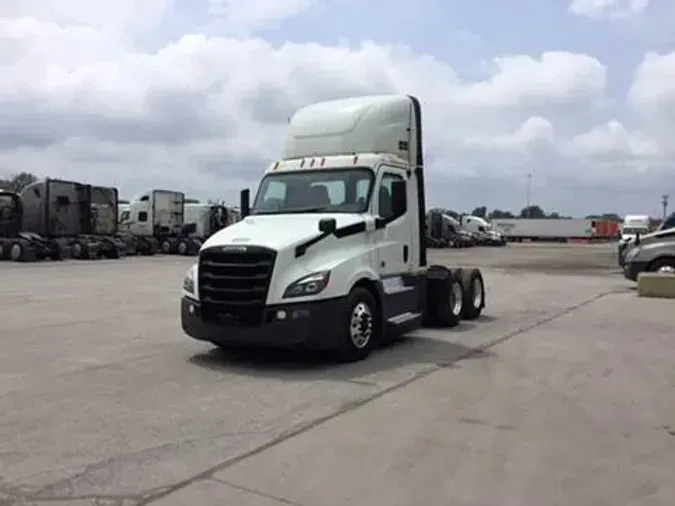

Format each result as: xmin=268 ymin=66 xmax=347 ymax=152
xmin=178 ymin=242 xmax=187 ymax=255
xmin=658 ymin=265 xmax=675 ymax=274
xmin=451 ymin=281 xmax=463 ymax=316
xmin=472 ymin=277 xmax=483 ymax=308
xmin=162 ymin=241 xmax=171 ymax=253
xmin=350 ymin=302 xmax=373 ymax=349
xmin=72 ymin=243 xmax=81 ymax=257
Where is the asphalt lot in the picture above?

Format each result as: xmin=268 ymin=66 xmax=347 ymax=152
xmin=1 ymin=243 xmax=674 ymax=505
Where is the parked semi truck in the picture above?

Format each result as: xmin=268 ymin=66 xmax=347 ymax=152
xmin=121 ymin=189 xmax=194 ymax=255
xmin=460 ymin=215 xmax=505 ymax=246
xmin=19 ymin=179 xmax=126 ymax=259
xmin=0 ymin=190 xmax=63 ymax=261
xmin=426 ymin=211 xmax=475 ymax=248
xmin=181 ymin=94 xmax=488 ymax=362
xmin=183 ymin=203 xmax=234 ymax=242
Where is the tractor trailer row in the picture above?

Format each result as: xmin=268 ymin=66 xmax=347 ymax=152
xmin=0 ymin=181 xmax=239 ymax=262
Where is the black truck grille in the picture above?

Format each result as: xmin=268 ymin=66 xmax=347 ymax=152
xmin=198 ymin=246 xmax=276 ymax=325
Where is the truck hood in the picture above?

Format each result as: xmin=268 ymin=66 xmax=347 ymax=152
xmin=201 ymin=213 xmax=366 ymax=251
xmin=622 ymin=227 xmax=675 ymax=246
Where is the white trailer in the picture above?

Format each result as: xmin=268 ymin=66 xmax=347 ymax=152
xmin=491 ymin=218 xmax=594 ymax=242
xmin=181 ymin=94 xmax=489 ymax=362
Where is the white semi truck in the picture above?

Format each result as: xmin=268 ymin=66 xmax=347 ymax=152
xmin=460 ymin=215 xmax=505 ymax=246
xmin=181 ymin=95 xmax=487 ymax=361
xmin=121 ymin=189 xmax=196 ymax=255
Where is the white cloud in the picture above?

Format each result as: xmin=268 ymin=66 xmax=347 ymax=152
xmin=0 ymin=4 xmax=670 ymax=215
xmin=568 ymin=0 xmax=649 ymax=19
xmin=208 ymin=0 xmax=316 ymax=33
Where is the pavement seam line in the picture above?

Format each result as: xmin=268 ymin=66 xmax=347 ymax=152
xmin=137 ymin=290 xmax=615 ymax=505
xmin=211 ymin=477 xmax=306 ymax=506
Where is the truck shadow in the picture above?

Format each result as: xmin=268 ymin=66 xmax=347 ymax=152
xmin=188 ymin=333 xmax=493 ymax=383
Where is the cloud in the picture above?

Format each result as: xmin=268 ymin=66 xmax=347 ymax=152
xmin=568 ymin=0 xmax=649 ymax=19
xmin=0 ymin=4 xmax=670 ymax=215
xmin=208 ymin=0 xmax=316 ymax=33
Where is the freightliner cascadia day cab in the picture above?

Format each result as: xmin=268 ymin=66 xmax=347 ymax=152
xmin=181 ymin=95 xmax=487 ymax=361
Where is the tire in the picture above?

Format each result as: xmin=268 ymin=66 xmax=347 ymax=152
xmin=71 ymin=240 xmax=83 ymax=259
xmin=176 ymin=239 xmax=189 ymax=256
xmin=336 ymin=287 xmax=380 ymax=362
xmin=458 ymin=268 xmax=485 ymax=320
xmin=423 ymin=265 xmax=463 ymax=328
xmin=9 ymin=241 xmax=25 ymax=262
xmin=647 ymin=257 xmax=675 ymax=274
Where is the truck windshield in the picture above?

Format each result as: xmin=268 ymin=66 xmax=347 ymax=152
xmin=252 ymin=168 xmax=374 ymax=215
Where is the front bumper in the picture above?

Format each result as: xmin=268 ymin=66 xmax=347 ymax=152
xmin=617 ymin=242 xmax=631 ymax=267
xmin=623 ymin=260 xmax=649 ymax=281
xmin=181 ymin=296 xmax=346 ymax=350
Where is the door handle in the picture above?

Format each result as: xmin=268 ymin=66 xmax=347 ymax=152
xmin=403 ymin=245 xmax=408 ymax=262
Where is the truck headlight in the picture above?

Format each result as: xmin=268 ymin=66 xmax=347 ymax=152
xmin=283 ymin=271 xmax=330 ymax=298
xmin=183 ymin=263 xmax=197 ymax=296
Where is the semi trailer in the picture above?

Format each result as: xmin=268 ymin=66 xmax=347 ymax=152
xmin=0 ymin=190 xmax=63 ymax=261
xmin=181 ymin=94 xmax=488 ymax=362
xmin=19 ymin=179 xmax=126 ymax=259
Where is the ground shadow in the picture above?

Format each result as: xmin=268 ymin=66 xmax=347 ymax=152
xmin=188 ymin=328 xmax=494 ymax=384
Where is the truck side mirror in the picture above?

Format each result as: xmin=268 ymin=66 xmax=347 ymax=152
xmin=318 ymin=217 xmax=336 ymax=234
xmin=240 ymin=189 xmax=250 ymax=218
xmin=391 ymin=180 xmax=407 ymax=217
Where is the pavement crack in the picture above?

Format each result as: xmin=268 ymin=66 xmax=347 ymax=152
xmin=138 ymin=291 xmax=614 ymax=505
xmin=211 ymin=478 xmax=306 ymax=505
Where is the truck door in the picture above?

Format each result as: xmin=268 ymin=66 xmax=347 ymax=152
xmin=375 ymin=166 xmax=414 ymax=277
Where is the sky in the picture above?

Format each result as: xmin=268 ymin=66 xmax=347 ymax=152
xmin=1 ymin=0 xmax=675 ymax=217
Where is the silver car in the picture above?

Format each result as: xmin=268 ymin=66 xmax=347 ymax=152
xmin=623 ymin=230 xmax=675 ymax=281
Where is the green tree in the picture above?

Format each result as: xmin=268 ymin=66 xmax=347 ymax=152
xmin=7 ymin=172 xmax=38 ymax=193
xmin=519 ymin=205 xmax=545 ymax=218
xmin=470 ymin=206 xmax=487 ymax=218
xmin=488 ymin=209 xmax=515 ymax=219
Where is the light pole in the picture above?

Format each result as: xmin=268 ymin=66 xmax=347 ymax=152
xmin=662 ymin=194 xmax=669 ymax=220
xmin=525 ymin=172 xmax=533 ymax=218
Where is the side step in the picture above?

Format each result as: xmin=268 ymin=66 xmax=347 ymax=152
xmin=386 ymin=311 xmax=423 ymax=334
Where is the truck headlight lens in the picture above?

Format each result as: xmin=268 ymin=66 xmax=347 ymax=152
xmin=183 ymin=264 xmax=197 ymax=295
xmin=283 ymin=271 xmax=330 ymax=298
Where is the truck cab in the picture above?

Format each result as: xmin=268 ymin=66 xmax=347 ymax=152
xmin=181 ymin=95 xmax=487 ymax=361
xmin=460 ymin=215 xmax=505 ymax=246
xmin=620 ymin=214 xmax=650 ymax=243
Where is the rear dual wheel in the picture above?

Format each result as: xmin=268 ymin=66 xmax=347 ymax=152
xmin=423 ymin=266 xmax=486 ymax=327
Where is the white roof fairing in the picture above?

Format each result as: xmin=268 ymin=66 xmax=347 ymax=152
xmin=282 ymin=95 xmax=415 ymax=165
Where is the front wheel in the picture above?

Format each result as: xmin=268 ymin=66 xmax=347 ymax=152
xmin=336 ymin=287 xmax=380 ymax=362
xmin=648 ymin=257 xmax=675 ymax=274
